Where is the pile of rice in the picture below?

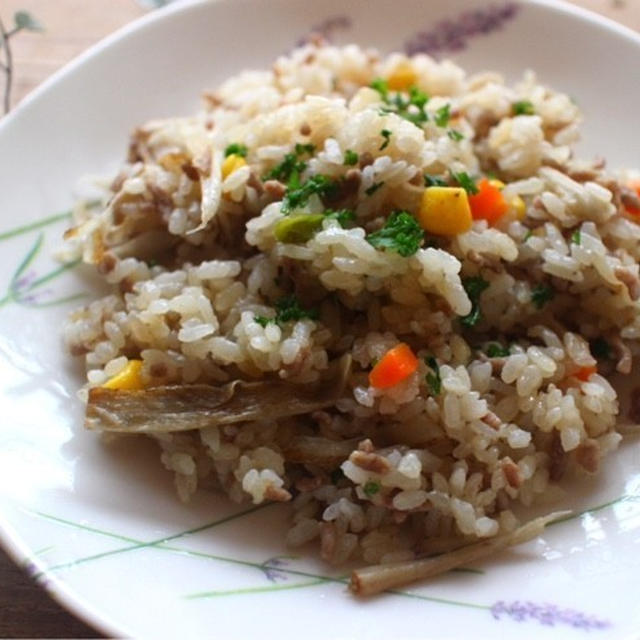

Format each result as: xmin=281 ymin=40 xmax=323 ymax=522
xmin=62 ymin=41 xmax=640 ymax=570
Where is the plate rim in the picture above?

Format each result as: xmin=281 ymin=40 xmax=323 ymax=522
xmin=1 ymin=0 xmax=639 ymax=636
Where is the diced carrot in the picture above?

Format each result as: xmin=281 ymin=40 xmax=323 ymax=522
xmin=468 ymin=178 xmax=509 ymax=225
xmin=574 ymin=365 xmax=597 ymax=382
xmin=624 ymin=181 xmax=640 ymax=217
xmin=369 ymin=343 xmax=419 ymax=389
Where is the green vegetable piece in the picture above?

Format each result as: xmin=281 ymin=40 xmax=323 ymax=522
xmin=523 ymin=230 xmax=533 ymax=241
xmin=447 ymin=129 xmax=464 ymax=141
xmin=274 ymin=214 xmax=325 ymax=244
xmin=324 ymin=209 xmax=356 ymax=228
xmin=460 ymin=277 xmax=490 ymax=328
xmin=379 ymin=129 xmax=392 ymax=151
xmin=366 ymin=210 xmax=423 ymax=257
xmin=531 ymin=285 xmax=554 ymax=310
xmin=363 ymin=481 xmax=380 ymax=496
xmin=486 ymin=343 xmax=510 ymax=358
xmin=365 ymin=181 xmax=384 ymax=196
xmin=571 ymin=229 xmax=581 ymax=245
xmin=434 ymin=103 xmax=451 ymax=127
xmin=344 ymin=149 xmax=359 ymax=166
xmin=254 ymin=315 xmax=273 ymax=328
xmin=424 ymin=356 xmax=441 ymax=396
xmin=274 ymin=295 xmax=319 ymax=324
xmin=370 ymin=77 xmax=389 ymax=99
xmin=224 ymin=143 xmax=248 ymax=158
xmin=452 ymin=171 xmax=479 ymax=195
xmin=282 ymin=175 xmax=337 ymax=213
xmin=263 ymin=144 xmax=315 ymax=183
xmin=531 ymin=284 xmax=554 ymax=309
xmin=408 ymin=86 xmax=429 ymax=109
xmin=424 ymin=174 xmax=448 ymax=187
xmin=512 ymin=100 xmax=535 ymax=115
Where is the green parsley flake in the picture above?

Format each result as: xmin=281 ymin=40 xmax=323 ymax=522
xmin=452 ymin=171 xmax=479 ymax=195
xmin=523 ymin=230 xmax=533 ymax=241
xmin=363 ymin=481 xmax=380 ymax=497
xmin=366 ymin=210 xmax=423 ymax=257
xmin=424 ymin=174 xmax=448 ymax=187
xmin=254 ymin=315 xmax=272 ymax=327
xmin=447 ymin=129 xmax=464 ymax=141
xmin=571 ymin=229 xmax=581 ymax=245
xmin=531 ymin=284 xmax=555 ymax=309
xmin=370 ymin=77 xmax=389 ymax=99
xmin=486 ymin=343 xmax=510 ymax=358
xmin=264 ymin=144 xmax=316 ymax=183
xmin=590 ymin=337 xmax=611 ymax=360
xmin=460 ymin=277 xmax=490 ymax=328
xmin=343 ymin=149 xmax=359 ymax=166
xmin=379 ymin=129 xmax=392 ymax=151
xmin=282 ymin=175 xmax=337 ymax=213
xmin=434 ymin=103 xmax=451 ymax=127
xmin=424 ymin=356 xmax=442 ymax=396
xmin=224 ymin=143 xmax=248 ymax=158
xmin=365 ymin=181 xmax=384 ymax=196
xmin=512 ymin=100 xmax=535 ymax=116
xmin=408 ymin=86 xmax=429 ymax=109
xmin=324 ymin=208 xmax=356 ymax=228
xmin=274 ymin=295 xmax=319 ymax=324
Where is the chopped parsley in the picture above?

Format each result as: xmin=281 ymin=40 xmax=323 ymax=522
xmin=263 ymin=144 xmax=316 ymax=183
xmin=460 ymin=277 xmax=490 ymax=328
xmin=363 ymin=481 xmax=381 ymax=497
xmin=531 ymin=284 xmax=555 ymax=309
xmin=424 ymin=356 xmax=441 ymax=396
xmin=224 ymin=143 xmax=248 ymax=157
xmin=486 ymin=343 xmax=510 ymax=357
xmin=452 ymin=171 xmax=479 ymax=195
xmin=255 ymin=296 xmax=319 ymax=326
xmin=365 ymin=181 xmax=384 ymax=196
xmin=366 ymin=210 xmax=423 ymax=257
xmin=523 ymin=230 xmax=533 ymax=241
xmin=324 ymin=208 xmax=356 ymax=228
xmin=590 ymin=337 xmax=612 ymax=360
xmin=370 ymin=77 xmax=389 ymax=100
xmin=447 ymin=129 xmax=464 ymax=141
xmin=282 ymin=174 xmax=337 ymax=213
xmin=408 ymin=86 xmax=429 ymax=109
xmin=254 ymin=315 xmax=272 ymax=327
xmin=512 ymin=100 xmax=535 ymax=116
xmin=379 ymin=129 xmax=392 ymax=151
xmin=343 ymin=149 xmax=359 ymax=166
xmin=434 ymin=103 xmax=451 ymax=127
xmin=571 ymin=229 xmax=581 ymax=245
xmin=371 ymin=80 xmax=430 ymax=126
xmin=424 ymin=174 xmax=448 ymax=187
xmin=275 ymin=295 xmax=319 ymax=323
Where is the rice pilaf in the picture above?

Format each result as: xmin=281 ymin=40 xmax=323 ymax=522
xmin=61 ymin=42 xmax=640 ymax=592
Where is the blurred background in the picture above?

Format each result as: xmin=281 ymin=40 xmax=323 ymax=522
xmin=1 ymin=0 xmax=639 ymax=114
xmin=0 ymin=0 xmax=638 ymax=637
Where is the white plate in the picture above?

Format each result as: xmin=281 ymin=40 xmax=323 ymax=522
xmin=1 ymin=1 xmax=640 ymax=637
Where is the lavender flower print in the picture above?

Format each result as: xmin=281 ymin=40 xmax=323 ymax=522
xmin=491 ymin=600 xmax=611 ymax=631
xmin=405 ymin=3 xmax=520 ymax=57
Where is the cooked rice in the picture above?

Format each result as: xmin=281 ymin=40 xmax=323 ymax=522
xmin=61 ymin=42 xmax=640 ymax=573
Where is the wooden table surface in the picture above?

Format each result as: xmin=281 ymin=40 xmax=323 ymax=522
xmin=0 ymin=0 xmax=638 ymax=637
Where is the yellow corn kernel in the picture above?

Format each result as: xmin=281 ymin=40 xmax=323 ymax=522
xmin=387 ymin=61 xmax=417 ymax=91
xmin=511 ymin=195 xmax=526 ymax=220
xmin=102 ymin=360 xmax=144 ymax=391
xmin=418 ymin=187 xmax=472 ymax=235
xmin=221 ymin=154 xmax=247 ymax=179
